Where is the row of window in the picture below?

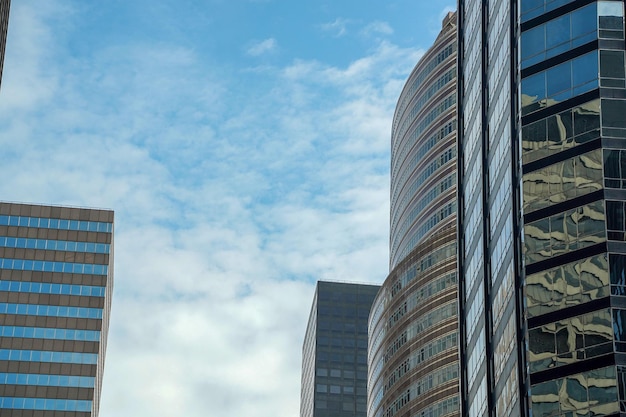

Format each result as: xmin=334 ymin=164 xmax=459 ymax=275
xmin=395 ymin=69 xmax=456 ymax=146
xmin=0 ymin=258 xmax=108 ymax=276
xmin=524 ymin=201 xmax=606 ymax=265
xmin=388 ymin=272 xmax=457 ymax=330
xmin=389 ymin=242 xmax=456 ymax=298
xmin=0 ymin=349 xmax=98 ymax=365
xmin=384 ymin=302 xmax=457 ymax=364
xmin=316 ymin=384 xmax=359 ymax=395
xmin=392 ymin=175 xmax=456 ymax=254
xmin=0 ymin=302 xmax=103 ymax=319
xmin=392 ymin=94 xmax=456 ymax=176
xmin=0 ymin=397 xmax=92 ymax=412
xmin=385 ymin=364 xmax=459 ymax=417
xmin=521 ymin=2 xmax=619 ymax=69
xmin=0 ymin=280 xmax=106 ymax=297
xmin=0 ymin=236 xmax=110 ymax=254
xmin=393 ymin=43 xmax=456 ymax=136
xmin=531 ymin=365 xmax=618 ymax=417
xmin=385 ymin=332 xmax=458 ymax=394
xmin=522 ymin=149 xmax=603 ymax=213
xmin=393 ymin=203 xmax=456 ymax=267
xmin=526 ymin=254 xmax=609 ymax=317
xmin=0 ymin=372 xmax=95 ymax=388
xmin=391 ymin=121 xmax=456 ymax=215
xmin=522 ymin=102 xmax=597 ymax=163
xmin=0 ymin=215 xmax=111 ymax=233
xmin=522 ymin=51 xmax=598 ymax=116
xmin=392 ymin=147 xmax=456 ymax=237
xmin=0 ymin=326 xmax=100 ymax=341
xmin=529 ymin=308 xmax=613 ymax=374
xmin=522 ymin=0 xmax=575 ymax=22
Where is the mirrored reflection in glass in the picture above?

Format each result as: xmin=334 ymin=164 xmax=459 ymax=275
xmin=524 ymin=202 xmax=606 ymax=265
xmin=525 ymin=254 xmax=609 ymax=317
xmin=529 ymin=310 xmax=612 ymax=373
xmin=522 ymin=100 xmax=599 ymax=164
xmin=531 ymin=367 xmax=618 ymax=417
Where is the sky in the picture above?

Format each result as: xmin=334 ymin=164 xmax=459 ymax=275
xmin=0 ymin=1 xmax=454 ymax=416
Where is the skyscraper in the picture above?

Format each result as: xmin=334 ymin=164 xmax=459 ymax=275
xmin=300 ymin=281 xmax=380 ymax=417
xmin=367 ymin=12 xmax=459 ymax=417
xmin=458 ymin=2 xmax=626 ymax=417
xmin=0 ymin=0 xmax=9 ymax=89
xmin=0 ymin=202 xmax=114 ymax=417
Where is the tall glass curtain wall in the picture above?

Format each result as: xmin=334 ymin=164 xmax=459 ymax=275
xmin=0 ymin=203 xmax=114 ymax=417
xmin=520 ymin=1 xmax=626 ymax=416
xmin=459 ymin=1 xmax=626 ymax=417
xmin=368 ymin=13 xmax=460 ymax=417
xmin=458 ymin=1 xmax=521 ymax=417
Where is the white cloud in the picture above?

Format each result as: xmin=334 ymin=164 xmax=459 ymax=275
xmin=0 ymin=2 xmax=425 ymax=417
xmin=319 ymin=18 xmax=350 ymax=37
xmin=246 ymin=38 xmax=277 ymax=56
xmin=362 ymin=21 xmax=394 ymax=36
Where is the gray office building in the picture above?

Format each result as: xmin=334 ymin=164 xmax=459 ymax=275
xmin=0 ymin=202 xmax=114 ymax=417
xmin=458 ymin=1 xmax=626 ymax=417
xmin=300 ymin=281 xmax=379 ymax=417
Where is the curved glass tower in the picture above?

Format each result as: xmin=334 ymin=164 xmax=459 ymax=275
xmin=368 ymin=13 xmax=459 ymax=417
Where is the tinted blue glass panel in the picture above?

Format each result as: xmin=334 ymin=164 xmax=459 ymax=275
xmin=0 ymin=303 xmax=103 ymax=319
xmin=0 ymin=349 xmax=98 ymax=364
xmin=0 ymin=397 xmax=92 ymax=412
xmin=0 ymin=326 xmax=100 ymax=341
xmin=0 ymin=259 xmax=108 ymax=275
xmin=0 ymin=215 xmax=112 ymax=233
xmin=0 ymin=373 xmax=95 ymax=388
xmin=521 ymin=0 xmax=575 ymax=22
xmin=0 ymin=237 xmax=110 ymax=254
xmin=0 ymin=281 xmax=105 ymax=297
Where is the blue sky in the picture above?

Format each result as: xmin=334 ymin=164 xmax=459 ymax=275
xmin=0 ymin=1 xmax=454 ymax=416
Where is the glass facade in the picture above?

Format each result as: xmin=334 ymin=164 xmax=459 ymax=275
xmin=459 ymin=1 xmax=626 ymax=417
xmin=300 ymin=281 xmax=379 ymax=417
xmin=0 ymin=0 xmax=8 ymax=90
xmin=368 ymin=13 xmax=459 ymax=417
xmin=0 ymin=202 xmax=114 ymax=417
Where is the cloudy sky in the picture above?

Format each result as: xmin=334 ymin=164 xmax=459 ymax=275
xmin=0 ymin=1 xmax=454 ymax=416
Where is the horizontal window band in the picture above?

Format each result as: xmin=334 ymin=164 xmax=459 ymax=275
xmin=0 ymin=237 xmax=109 ymax=254
xmin=0 ymin=372 xmax=95 ymax=388
xmin=0 ymin=259 xmax=108 ymax=276
xmin=0 ymin=303 xmax=103 ymax=319
xmin=0 ymin=349 xmax=97 ymax=365
xmin=0 ymin=215 xmax=111 ymax=233
xmin=0 ymin=397 xmax=92 ymax=412
xmin=0 ymin=280 xmax=105 ymax=297
xmin=0 ymin=326 xmax=100 ymax=342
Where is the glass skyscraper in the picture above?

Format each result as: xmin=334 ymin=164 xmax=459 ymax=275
xmin=0 ymin=202 xmax=114 ymax=417
xmin=458 ymin=1 xmax=626 ymax=417
xmin=300 ymin=281 xmax=379 ymax=417
xmin=0 ymin=0 xmax=9 ymax=89
xmin=367 ymin=12 xmax=459 ymax=417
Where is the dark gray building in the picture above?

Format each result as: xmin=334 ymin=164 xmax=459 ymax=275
xmin=0 ymin=202 xmax=114 ymax=417
xmin=300 ymin=281 xmax=379 ymax=417
xmin=458 ymin=1 xmax=626 ymax=417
